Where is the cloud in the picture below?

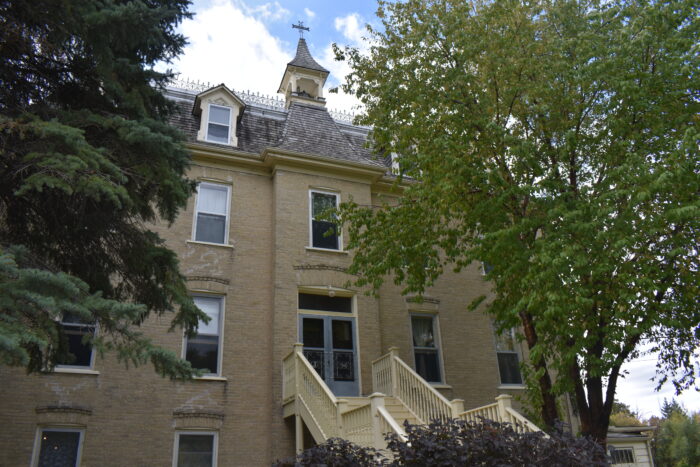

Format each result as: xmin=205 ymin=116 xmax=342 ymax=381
xmin=171 ymin=0 xmax=291 ymax=95
xmin=304 ymin=7 xmax=315 ymax=20
xmin=334 ymin=13 xmax=364 ymax=44
xmin=614 ymin=350 xmax=700 ymax=419
xmin=244 ymin=1 xmax=291 ymax=23
xmin=170 ymin=2 xmax=367 ymax=113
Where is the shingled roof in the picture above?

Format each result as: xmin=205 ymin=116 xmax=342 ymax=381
xmin=275 ymin=102 xmax=382 ymax=167
xmin=287 ymin=38 xmax=329 ymax=74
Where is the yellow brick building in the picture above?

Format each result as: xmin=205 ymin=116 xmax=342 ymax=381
xmin=0 ymin=38 xmax=536 ymax=467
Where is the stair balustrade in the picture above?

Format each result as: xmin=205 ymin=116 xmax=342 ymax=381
xmin=284 ymin=344 xmax=542 ymax=454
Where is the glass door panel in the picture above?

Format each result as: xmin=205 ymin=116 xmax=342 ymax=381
xmin=299 ymin=315 xmax=359 ymax=396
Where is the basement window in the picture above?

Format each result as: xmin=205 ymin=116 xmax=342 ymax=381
xmin=174 ymin=432 xmax=217 ymax=467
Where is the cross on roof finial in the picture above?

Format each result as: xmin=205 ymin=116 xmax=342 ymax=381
xmin=292 ymin=21 xmax=310 ymax=38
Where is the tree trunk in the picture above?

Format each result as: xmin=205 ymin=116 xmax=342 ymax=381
xmin=519 ymin=311 xmax=559 ymax=429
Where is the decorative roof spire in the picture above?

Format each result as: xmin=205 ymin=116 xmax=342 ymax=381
xmin=278 ymin=23 xmax=329 ymax=108
xmin=292 ymin=20 xmax=309 ymax=38
xmin=287 ymin=37 xmax=329 ymax=74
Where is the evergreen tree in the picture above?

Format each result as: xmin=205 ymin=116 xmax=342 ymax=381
xmin=0 ymin=0 xmax=205 ymax=377
xmin=335 ymin=0 xmax=700 ymax=445
xmin=655 ymin=402 xmax=700 ymax=467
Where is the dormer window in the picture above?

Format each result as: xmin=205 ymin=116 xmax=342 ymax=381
xmin=193 ymin=84 xmax=244 ymax=147
xmin=207 ymin=104 xmax=231 ymax=144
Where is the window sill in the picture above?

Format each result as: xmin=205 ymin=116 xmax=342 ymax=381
xmin=305 ymin=247 xmax=348 ymax=255
xmin=187 ymin=240 xmax=234 ymax=249
xmin=498 ymin=384 xmax=526 ymax=390
xmin=192 ymin=376 xmax=227 ymax=382
xmin=53 ymin=368 xmax=100 ymax=375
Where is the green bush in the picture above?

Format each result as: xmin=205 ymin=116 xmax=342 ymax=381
xmin=275 ymin=418 xmax=609 ymax=466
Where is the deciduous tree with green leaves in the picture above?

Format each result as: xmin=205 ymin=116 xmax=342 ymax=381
xmin=335 ymin=0 xmax=699 ymax=444
xmin=0 ymin=0 xmax=206 ymax=378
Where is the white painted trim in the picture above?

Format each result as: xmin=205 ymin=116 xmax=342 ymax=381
xmin=172 ymin=431 xmax=218 ymax=467
xmin=32 ymin=427 xmax=85 ymax=467
xmin=192 ymin=182 xmax=232 ymax=245
xmin=205 ymin=103 xmax=232 ymax=144
xmin=55 ymin=317 xmax=97 ymax=371
xmin=186 ymin=240 xmax=235 ymax=250
xmin=409 ymin=312 xmax=446 ymax=384
xmin=53 ymin=368 xmax=100 ymax=375
xmin=308 ymin=189 xmax=342 ymax=251
xmin=183 ymin=295 xmax=225 ymax=377
xmin=305 ymin=246 xmax=348 ymax=255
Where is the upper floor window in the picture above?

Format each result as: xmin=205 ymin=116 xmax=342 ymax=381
xmin=411 ymin=314 xmax=442 ymax=383
xmin=185 ymin=296 xmax=224 ymax=376
xmin=57 ymin=313 xmax=95 ymax=369
xmin=310 ymin=190 xmax=340 ymax=250
xmin=494 ymin=328 xmax=523 ymax=385
xmin=206 ymin=104 xmax=231 ymax=144
xmin=193 ymin=182 xmax=230 ymax=245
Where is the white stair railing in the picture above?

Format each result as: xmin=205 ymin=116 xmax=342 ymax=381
xmin=458 ymin=394 xmax=542 ymax=434
xmin=284 ymin=343 xmax=341 ymax=441
xmin=372 ymin=347 xmax=464 ymax=423
xmin=284 ymin=344 xmax=407 ymax=450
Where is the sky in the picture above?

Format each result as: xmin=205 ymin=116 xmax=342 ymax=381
xmin=167 ymin=0 xmax=699 ymax=420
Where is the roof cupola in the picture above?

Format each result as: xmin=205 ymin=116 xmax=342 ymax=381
xmin=278 ymin=27 xmax=329 ymax=109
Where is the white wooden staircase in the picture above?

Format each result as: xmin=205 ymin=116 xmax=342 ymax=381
xmin=282 ymin=344 xmax=541 ymax=452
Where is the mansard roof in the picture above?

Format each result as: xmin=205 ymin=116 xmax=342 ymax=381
xmin=287 ymin=38 xmax=329 ymax=74
xmin=166 ymin=87 xmax=385 ymax=170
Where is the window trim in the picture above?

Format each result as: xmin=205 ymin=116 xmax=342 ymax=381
xmin=205 ymin=103 xmax=232 ymax=144
xmin=32 ymin=427 xmax=85 ymax=467
xmin=409 ymin=313 xmax=445 ymax=384
xmin=192 ymin=182 xmax=232 ymax=246
xmin=183 ymin=295 xmax=225 ymax=378
xmin=55 ymin=316 xmax=96 ymax=371
xmin=494 ymin=327 xmax=524 ymax=386
xmin=609 ymin=446 xmax=635 ymax=465
xmin=172 ymin=431 xmax=218 ymax=467
xmin=308 ymin=189 xmax=341 ymax=251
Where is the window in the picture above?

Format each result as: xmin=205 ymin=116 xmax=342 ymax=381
xmin=309 ymin=190 xmax=340 ymax=250
xmin=185 ymin=296 xmax=223 ymax=376
xmin=411 ymin=314 xmax=442 ymax=383
xmin=57 ymin=313 xmax=95 ymax=368
xmin=481 ymin=261 xmax=494 ymax=275
xmin=193 ymin=183 xmax=230 ymax=245
xmin=299 ymin=293 xmax=352 ymax=313
xmin=610 ymin=447 xmax=635 ymax=464
xmin=206 ymin=104 xmax=231 ymax=144
xmin=35 ymin=429 xmax=83 ymax=467
xmin=173 ymin=432 xmax=217 ymax=467
xmin=494 ymin=328 xmax=523 ymax=385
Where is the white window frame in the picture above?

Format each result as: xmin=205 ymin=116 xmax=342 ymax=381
xmin=309 ymin=189 xmax=341 ymax=251
xmin=609 ymin=446 xmax=635 ymax=465
xmin=32 ymin=427 xmax=85 ymax=467
xmin=494 ymin=327 xmax=524 ymax=387
xmin=205 ymin=104 xmax=231 ymax=144
xmin=192 ymin=182 xmax=231 ymax=245
xmin=409 ymin=313 xmax=445 ymax=384
xmin=172 ymin=431 xmax=218 ymax=467
xmin=183 ymin=295 xmax=225 ymax=378
xmin=55 ymin=315 xmax=96 ymax=370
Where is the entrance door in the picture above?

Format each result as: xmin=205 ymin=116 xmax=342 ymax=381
xmin=299 ymin=315 xmax=359 ymax=396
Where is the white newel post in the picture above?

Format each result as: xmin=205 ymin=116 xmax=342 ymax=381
xmin=450 ymin=399 xmax=465 ymax=418
xmin=337 ymin=398 xmax=348 ymax=438
xmin=369 ymin=392 xmax=386 ymax=450
xmin=294 ymin=343 xmax=304 ymax=453
xmin=388 ymin=347 xmax=400 ymax=397
xmin=495 ymin=394 xmax=513 ymax=423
